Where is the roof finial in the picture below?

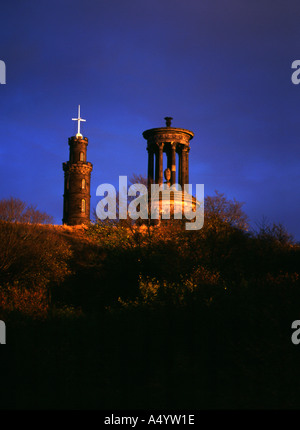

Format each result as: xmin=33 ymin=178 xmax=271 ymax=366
xmin=164 ymin=116 xmax=173 ymax=127
xmin=72 ymin=105 xmax=86 ymax=138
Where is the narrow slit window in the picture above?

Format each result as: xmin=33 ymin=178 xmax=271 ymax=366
xmin=80 ymin=152 xmax=84 ymax=161
xmin=81 ymin=199 xmax=86 ymax=213
xmin=81 ymin=178 xmax=86 ymax=189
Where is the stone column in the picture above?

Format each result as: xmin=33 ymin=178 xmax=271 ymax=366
xmin=166 ymin=143 xmax=172 ymax=170
xmin=155 ymin=148 xmax=159 ymax=184
xmin=155 ymin=142 xmax=164 ymax=185
xmin=178 ymin=146 xmax=181 ymax=186
xmin=186 ymin=147 xmax=190 ymax=185
xmin=181 ymin=146 xmax=187 ymax=187
xmin=147 ymin=145 xmax=154 ymax=188
xmin=171 ymin=142 xmax=176 ymax=186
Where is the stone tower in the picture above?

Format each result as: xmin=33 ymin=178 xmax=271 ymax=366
xmin=62 ymin=106 xmax=93 ymax=225
xmin=142 ymin=116 xmax=194 ymax=189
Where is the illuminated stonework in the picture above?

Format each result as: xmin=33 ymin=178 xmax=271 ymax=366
xmin=62 ymin=134 xmax=93 ymax=225
xmin=143 ymin=117 xmax=194 ymax=188
xmin=142 ymin=117 xmax=198 ymax=222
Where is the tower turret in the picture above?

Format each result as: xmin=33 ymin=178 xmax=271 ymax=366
xmin=62 ymin=106 xmax=93 ymax=225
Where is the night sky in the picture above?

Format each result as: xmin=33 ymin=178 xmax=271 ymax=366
xmin=1 ymin=0 xmax=300 ymax=239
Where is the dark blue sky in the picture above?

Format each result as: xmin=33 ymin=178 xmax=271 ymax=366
xmin=1 ymin=0 xmax=300 ymax=239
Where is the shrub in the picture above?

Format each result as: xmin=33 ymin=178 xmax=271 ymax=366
xmin=0 ymin=221 xmax=72 ymax=289
xmin=0 ymin=283 xmax=49 ymax=319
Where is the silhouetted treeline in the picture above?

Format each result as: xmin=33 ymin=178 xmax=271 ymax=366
xmin=1 ymin=193 xmax=300 ymax=409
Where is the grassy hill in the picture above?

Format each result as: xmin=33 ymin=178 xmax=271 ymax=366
xmin=1 ymin=219 xmax=300 ymax=409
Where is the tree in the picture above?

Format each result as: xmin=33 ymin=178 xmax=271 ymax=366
xmin=0 ymin=222 xmax=72 ymax=318
xmin=254 ymin=216 xmax=294 ymax=246
xmin=0 ymin=197 xmax=53 ymax=224
xmin=0 ymin=222 xmax=72 ymax=288
xmin=204 ymin=190 xmax=249 ymax=231
xmin=128 ymin=173 xmax=148 ymax=188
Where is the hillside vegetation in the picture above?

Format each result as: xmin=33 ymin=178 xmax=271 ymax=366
xmin=1 ymin=194 xmax=300 ymax=409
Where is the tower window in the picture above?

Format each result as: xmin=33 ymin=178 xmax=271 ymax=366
xmin=81 ymin=199 xmax=86 ymax=213
xmin=81 ymin=178 xmax=86 ymax=189
xmin=80 ymin=152 xmax=84 ymax=161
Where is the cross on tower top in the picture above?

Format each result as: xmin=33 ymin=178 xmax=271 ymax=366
xmin=72 ymin=105 xmax=86 ymax=138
